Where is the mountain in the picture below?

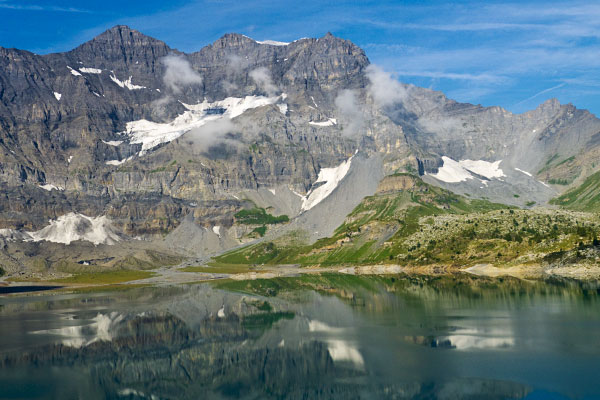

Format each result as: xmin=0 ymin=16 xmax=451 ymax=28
xmin=1 ymin=25 xmax=600 ymax=276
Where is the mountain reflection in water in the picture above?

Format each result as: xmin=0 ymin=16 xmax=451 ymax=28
xmin=0 ymin=274 xmax=599 ymax=399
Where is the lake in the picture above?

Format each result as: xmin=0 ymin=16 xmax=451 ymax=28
xmin=0 ymin=273 xmax=599 ymax=399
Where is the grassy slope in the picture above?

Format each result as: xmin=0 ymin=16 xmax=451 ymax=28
xmin=214 ymin=174 xmax=600 ymax=268
xmin=50 ymin=270 xmax=155 ymax=284
xmin=550 ymin=170 xmax=600 ymax=211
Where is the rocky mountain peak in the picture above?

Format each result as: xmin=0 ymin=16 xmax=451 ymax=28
xmin=65 ymin=25 xmax=172 ymax=68
xmin=212 ymin=33 xmax=259 ymax=49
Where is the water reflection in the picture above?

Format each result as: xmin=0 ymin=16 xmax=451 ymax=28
xmin=0 ymin=274 xmax=598 ymax=399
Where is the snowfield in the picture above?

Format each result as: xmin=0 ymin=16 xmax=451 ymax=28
xmin=431 ymin=157 xmax=474 ymax=183
xmin=33 ymin=312 xmax=124 ymax=348
xmin=256 ymin=40 xmax=289 ymax=46
xmin=431 ymin=156 xmax=505 ymax=183
xmin=53 ymin=92 xmax=62 ymax=101
xmin=309 ymin=118 xmax=337 ymax=127
xmin=110 ymin=73 xmax=146 ymax=90
xmin=27 ymin=213 xmax=121 ymax=245
xmin=79 ymin=67 xmax=102 ymax=74
xmin=277 ymin=103 xmax=288 ymax=114
xmin=67 ymin=66 xmax=81 ymax=76
xmin=38 ymin=184 xmax=64 ymax=191
xmin=515 ymin=167 xmax=533 ymax=177
xmin=105 ymin=157 xmax=132 ymax=166
xmin=102 ymin=140 xmax=123 ymax=146
xmin=301 ymin=153 xmax=354 ymax=211
xmin=124 ymin=95 xmax=283 ymax=154
xmin=459 ymin=159 xmax=505 ymax=179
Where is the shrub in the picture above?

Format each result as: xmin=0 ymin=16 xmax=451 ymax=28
xmin=235 ymin=208 xmax=289 ymax=225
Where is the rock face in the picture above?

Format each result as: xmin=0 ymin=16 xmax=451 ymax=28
xmin=2 ymin=25 xmax=600 ymax=270
xmin=376 ymin=174 xmax=417 ymax=194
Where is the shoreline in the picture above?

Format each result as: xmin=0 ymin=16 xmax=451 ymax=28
xmin=1 ymin=261 xmax=599 ymax=297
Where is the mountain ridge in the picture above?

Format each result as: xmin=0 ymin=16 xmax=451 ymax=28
xmin=1 ymin=25 xmax=600 ymax=277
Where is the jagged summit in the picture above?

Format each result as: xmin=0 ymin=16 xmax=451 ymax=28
xmin=209 ymin=32 xmax=260 ymax=50
xmin=64 ymin=25 xmax=172 ymax=66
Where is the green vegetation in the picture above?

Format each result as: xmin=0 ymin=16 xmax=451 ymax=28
xmin=538 ymin=153 xmax=561 ymax=174
xmin=214 ymin=272 xmax=384 ymax=297
xmin=50 ymin=270 xmax=155 ymax=285
xmin=214 ymin=173 xmax=600 ymax=269
xmin=403 ymin=164 xmax=418 ymax=174
xmin=217 ymin=273 xmax=600 ymax=308
xmin=179 ymin=263 xmax=255 ymax=274
xmin=58 ymin=283 xmax=151 ymax=294
xmin=251 ymin=225 xmax=267 ymax=237
xmin=216 ymin=175 xmax=518 ymax=267
xmin=548 ymin=178 xmax=571 ymax=185
xmin=551 ymin=170 xmax=600 ymax=211
xmin=526 ymin=201 xmax=536 ymax=207
xmin=235 ymin=207 xmax=289 ymax=225
xmin=556 ymin=155 xmax=576 ymax=167
xmin=242 ymin=311 xmax=294 ymax=329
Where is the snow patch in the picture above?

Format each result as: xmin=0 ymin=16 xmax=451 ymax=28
xmin=67 ymin=66 xmax=81 ymax=76
xmin=268 ymin=188 xmax=276 ymax=196
xmin=212 ymin=226 xmax=221 ymax=238
xmin=102 ymin=140 xmax=123 ymax=146
xmin=309 ymin=118 xmax=337 ymax=127
xmin=431 ymin=156 xmax=505 ymax=183
xmin=277 ymin=103 xmax=288 ymax=114
xmin=79 ymin=67 xmax=101 ymax=74
xmin=0 ymin=229 xmax=31 ymax=242
xmin=38 ymin=184 xmax=64 ymax=191
xmin=515 ymin=167 xmax=532 ymax=177
xmin=460 ymin=159 xmax=505 ymax=179
xmin=430 ymin=157 xmax=474 ymax=183
xmin=33 ymin=312 xmax=124 ymax=348
xmin=308 ymin=320 xmax=345 ymax=333
xmin=53 ymin=92 xmax=61 ymax=101
xmin=257 ymin=40 xmax=289 ymax=46
xmin=110 ymin=73 xmax=146 ymax=90
xmin=27 ymin=213 xmax=120 ymax=245
xmin=311 ymin=96 xmax=318 ymax=108
xmin=327 ymin=340 xmax=365 ymax=366
xmin=124 ymin=95 xmax=281 ymax=155
xmin=105 ymin=156 xmax=132 ymax=166
xmin=67 ymin=155 xmax=73 ymax=163
xmin=301 ymin=154 xmax=354 ymax=211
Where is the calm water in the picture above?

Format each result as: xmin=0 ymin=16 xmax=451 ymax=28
xmin=0 ymin=274 xmax=599 ymax=399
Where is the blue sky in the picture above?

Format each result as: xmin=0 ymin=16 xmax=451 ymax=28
xmin=2 ymin=0 xmax=600 ymax=115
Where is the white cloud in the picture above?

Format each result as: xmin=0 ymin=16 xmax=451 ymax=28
xmin=513 ymin=82 xmax=567 ymax=107
xmin=249 ymin=67 xmax=278 ymax=97
xmin=161 ymin=54 xmax=203 ymax=94
xmin=186 ymin=118 xmax=239 ymax=152
xmin=334 ymin=89 xmax=364 ymax=137
xmin=365 ymin=64 xmax=408 ymax=107
xmin=0 ymin=1 xmax=89 ymax=12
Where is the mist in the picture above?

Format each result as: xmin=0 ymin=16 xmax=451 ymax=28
xmin=250 ymin=67 xmax=278 ymax=97
xmin=161 ymin=54 xmax=203 ymax=94
xmin=335 ymin=89 xmax=365 ymax=137
xmin=366 ymin=64 xmax=408 ymax=108
xmin=185 ymin=118 xmax=240 ymax=153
